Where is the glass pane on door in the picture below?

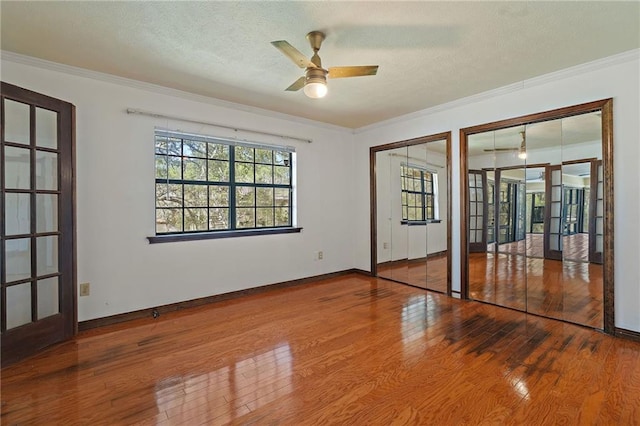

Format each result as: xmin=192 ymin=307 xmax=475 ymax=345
xmin=4 ymin=146 xmax=30 ymax=190
xmin=37 ymin=236 xmax=59 ymax=276
xmin=4 ymin=193 xmax=30 ymax=235
xmin=5 ymin=238 xmax=31 ymax=282
xmin=36 ymin=107 xmax=58 ymax=149
xmin=3 ymin=99 xmax=30 ymax=145
xmin=36 ymin=194 xmax=58 ymax=233
xmin=6 ymin=283 xmax=31 ymax=329
xmin=37 ymin=277 xmax=59 ymax=319
xmin=36 ymin=151 xmax=58 ymax=190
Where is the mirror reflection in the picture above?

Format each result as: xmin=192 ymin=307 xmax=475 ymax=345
xmin=375 ymin=139 xmax=448 ymax=293
xmin=467 ymin=111 xmax=603 ymax=328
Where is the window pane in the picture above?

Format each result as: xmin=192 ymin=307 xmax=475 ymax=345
xmin=235 ymin=163 xmax=254 ymax=183
xmin=209 ymin=208 xmax=229 ymax=230
xmin=256 ymin=208 xmax=274 ymax=227
xmin=184 ymin=208 xmax=208 ymax=231
xmin=184 ymin=184 xmax=208 ymax=207
xmin=236 ymin=186 xmax=255 ymax=206
xmin=156 ymin=208 xmax=182 ymax=233
xmin=4 ymin=146 xmax=30 ymax=190
xmin=235 ymin=146 xmax=254 ymax=162
xmin=183 ymin=140 xmax=207 ymax=158
xmin=274 ymin=166 xmax=290 ymax=185
xmin=255 ymin=164 xmax=273 ymax=184
xmin=155 ymin=136 xmax=168 ymax=154
xmin=208 ymin=143 xmax=229 ymax=160
xmin=274 ymin=188 xmax=289 ymax=206
xmin=274 ymin=151 xmax=290 ymax=166
xmin=167 ymin=156 xmax=182 ymax=179
xmin=274 ymin=207 xmax=289 ymax=226
xmin=255 ymin=149 xmax=273 ymax=164
xmin=155 ymin=155 xmax=168 ymax=179
xmin=156 ymin=183 xmax=183 ymax=208
xmin=36 ymin=151 xmax=58 ymax=190
xmin=209 ymin=185 xmax=229 ymax=207
xmin=256 ymin=187 xmax=274 ymax=207
xmin=208 ymin=160 xmax=229 ymax=182
xmin=183 ymin=157 xmax=207 ymax=181
xmin=167 ymin=138 xmax=182 ymax=156
xmin=237 ymin=207 xmax=255 ymax=228
xmin=5 ymin=193 xmax=30 ymax=235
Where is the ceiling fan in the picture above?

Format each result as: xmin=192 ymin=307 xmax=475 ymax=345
xmin=271 ymin=31 xmax=379 ymax=99
xmin=483 ymin=131 xmax=527 ymax=159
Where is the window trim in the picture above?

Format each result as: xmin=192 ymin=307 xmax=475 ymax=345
xmin=147 ymin=226 xmax=303 ymax=244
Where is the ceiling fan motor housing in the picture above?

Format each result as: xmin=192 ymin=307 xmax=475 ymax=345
xmin=305 ymin=67 xmax=328 ymax=85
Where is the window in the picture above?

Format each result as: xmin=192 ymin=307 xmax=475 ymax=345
xmin=401 ymin=164 xmax=438 ymax=224
xmin=154 ymin=129 xmax=295 ymax=237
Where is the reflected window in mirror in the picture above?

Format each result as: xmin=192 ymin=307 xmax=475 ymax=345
xmin=401 ymin=164 xmax=439 ymax=224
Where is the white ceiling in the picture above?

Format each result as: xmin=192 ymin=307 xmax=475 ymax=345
xmin=1 ymin=1 xmax=638 ymax=129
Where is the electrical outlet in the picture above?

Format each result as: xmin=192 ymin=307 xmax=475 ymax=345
xmin=318 ymin=251 xmax=324 ymax=260
xmin=79 ymin=282 xmax=90 ymax=297
xmin=383 ymin=242 xmax=389 ymax=249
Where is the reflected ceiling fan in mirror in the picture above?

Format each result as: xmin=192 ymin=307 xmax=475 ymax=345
xmin=484 ymin=131 xmax=527 ymax=159
xmin=271 ymin=31 xmax=379 ymax=99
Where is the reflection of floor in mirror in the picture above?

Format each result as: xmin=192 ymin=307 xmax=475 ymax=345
xmin=491 ymin=233 xmax=589 ymax=262
xmin=469 ymin=252 xmax=603 ymax=329
xmin=377 ymin=253 xmax=448 ymax=293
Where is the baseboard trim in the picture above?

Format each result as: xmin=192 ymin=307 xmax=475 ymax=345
xmin=79 ymin=269 xmax=365 ymax=331
xmin=615 ymin=327 xmax=640 ymax=342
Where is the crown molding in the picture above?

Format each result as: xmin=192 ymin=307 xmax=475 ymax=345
xmin=0 ymin=50 xmax=352 ymax=134
xmin=354 ymin=48 xmax=640 ymax=134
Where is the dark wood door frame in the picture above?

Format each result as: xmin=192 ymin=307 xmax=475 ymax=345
xmin=460 ymin=98 xmax=614 ymax=333
xmin=1 ymin=82 xmax=77 ymax=365
xmin=370 ymin=132 xmax=452 ymax=295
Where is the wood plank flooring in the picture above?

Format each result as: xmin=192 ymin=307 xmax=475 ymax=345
xmin=377 ymin=253 xmax=448 ymax=293
xmin=469 ymin=252 xmax=603 ymax=328
xmin=2 ymin=273 xmax=638 ymax=425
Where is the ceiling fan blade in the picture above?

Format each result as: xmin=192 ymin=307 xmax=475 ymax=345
xmin=328 ymin=65 xmax=379 ymax=79
xmin=271 ymin=40 xmax=316 ymax=69
xmin=483 ymin=148 xmax=519 ymax=152
xmin=285 ymin=76 xmax=306 ymax=91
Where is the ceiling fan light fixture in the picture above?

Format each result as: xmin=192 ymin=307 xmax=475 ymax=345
xmin=304 ymin=81 xmax=327 ymax=99
xmin=518 ymin=131 xmax=527 ymax=159
xmin=303 ymin=67 xmax=328 ymax=99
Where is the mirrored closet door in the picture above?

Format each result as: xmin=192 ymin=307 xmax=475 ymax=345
xmin=461 ymin=99 xmax=613 ymax=332
xmin=370 ymin=133 xmax=451 ymax=294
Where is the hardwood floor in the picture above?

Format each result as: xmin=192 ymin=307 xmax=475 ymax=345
xmin=2 ymin=273 xmax=638 ymax=425
xmin=491 ymin=233 xmax=590 ymax=262
xmin=377 ymin=253 xmax=448 ymax=293
xmin=469 ymin=252 xmax=603 ymax=328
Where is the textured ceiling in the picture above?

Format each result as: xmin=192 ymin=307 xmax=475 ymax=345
xmin=1 ymin=1 xmax=638 ymax=128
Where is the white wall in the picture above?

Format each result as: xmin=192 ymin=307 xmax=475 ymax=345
xmin=2 ymin=57 xmax=356 ymax=321
xmin=3 ymin=50 xmax=639 ymax=333
xmin=353 ymin=51 xmax=640 ymax=332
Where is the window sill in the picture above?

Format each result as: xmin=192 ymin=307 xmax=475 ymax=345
xmin=401 ymin=220 xmax=442 ymax=226
xmin=148 ymin=227 xmax=303 ymax=244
